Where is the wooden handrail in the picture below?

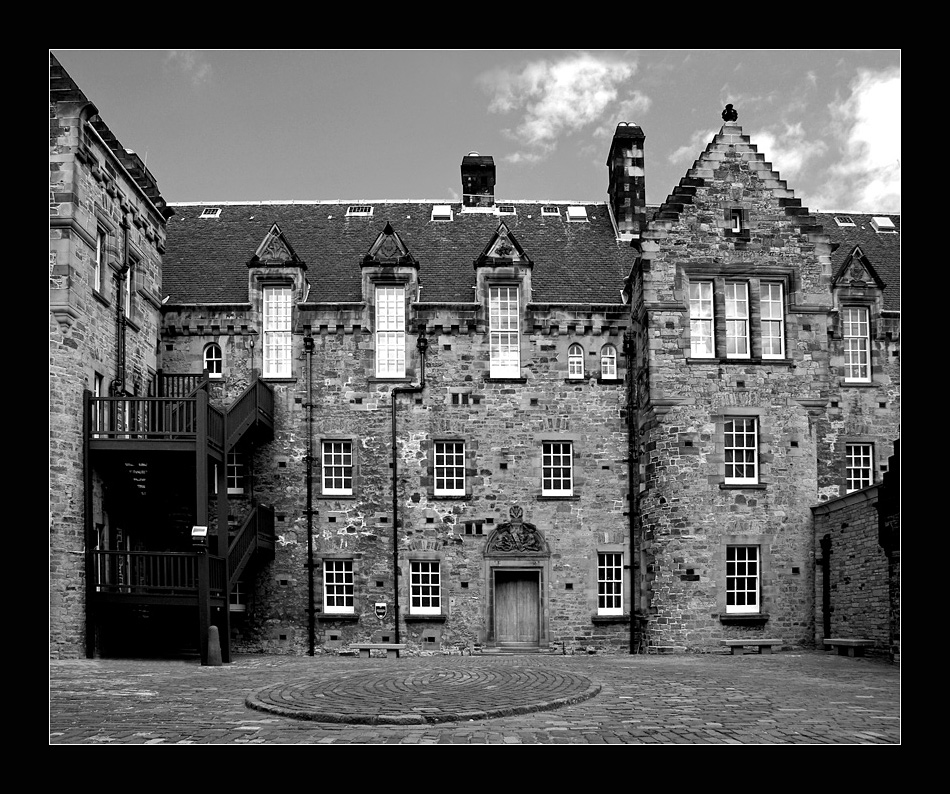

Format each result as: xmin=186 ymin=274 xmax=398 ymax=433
xmin=93 ymin=550 xmax=225 ymax=598
xmin=228 ymin=504 xmax=276 ymax=586
xmin=88 ymin=396 xmax=225 ymax=450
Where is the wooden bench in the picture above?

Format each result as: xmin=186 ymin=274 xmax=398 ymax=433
xmin=351 ymin=643 xmax=407 ymax=659
xmin=722 ymin=639 xmax=782 ymax=654
xmin=823 ymin=638 xmax=874 ymax=657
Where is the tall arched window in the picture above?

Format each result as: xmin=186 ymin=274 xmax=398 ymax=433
xmin=601 ymin=344 xmax=618 ymax=380
xmin=204 ymin=343 xmax=223 ymax=378
xmin=568 ymin=344 xmax=584 ymax=379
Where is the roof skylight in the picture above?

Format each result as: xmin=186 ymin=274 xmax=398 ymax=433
xmin=541 ymin=206 xmax=561 ymax=217
xmin=199 ymin=208 xmax=222 ymax=219
xmin=567 ymin=206 xmax=588 ymax=222
xmin=346 ymin=205 xmax=373 ymax=217
xmin=870 ymin=216 xmax=897 ymax=234
xmin=496 ymin=205 xmax=516 ymax=215
xmin=431 ymin=205 xmax=453 ymax=221
xmin=834 ymin=216 xmax=855 ymax=227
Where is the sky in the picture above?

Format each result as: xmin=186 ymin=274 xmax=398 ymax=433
xmin=53 ymin=50 xmax=901 ymax=214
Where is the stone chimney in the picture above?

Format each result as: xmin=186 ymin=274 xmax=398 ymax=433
xmin=461 ymin=152 xmax=496 ymax=208
xmin=606 ymin=122 xmax=646 ymax=241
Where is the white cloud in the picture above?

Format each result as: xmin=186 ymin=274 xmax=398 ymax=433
xmin=668 ymin=129 xmax=711 ymax=166
xmin=753 ymin=123 xmax=827 ymax=181
xmin=479 ymin=53 xmax=641 ymax=163
xmin=165 ymin=51 xmax=213 ymax=87
xmin=812 ymin=66 xmax=901 ymax=212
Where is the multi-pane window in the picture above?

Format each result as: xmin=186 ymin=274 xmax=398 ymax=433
xmin=689 ymin=281 xmax=715 ymax=358
xmin=434 ymin=441 xmax=465 ymax=496
xmin=726 ymin=546 xmax=759 ymax=614
xmin=568 ymin=344 xmax=584 ymax=379
xmin=542 ymin=441 xmax=573 ymax=496
xmin=724 ymin=418 xmax=758 ymax=484
xmin=725 ymin=282 xmax=750 ymax=358
xmin=843 ymin=307 xmax=870 ymax=382
xmin=597 ymin=552 xmax=623 ymax=615
xmin=263 ymin=285 xmax=293 ymax=378
xmin=94 ymin=228 xmax=105 ymax=293
xmin=489 ymin=286 xmax=520 ymax=377
xmin=204 ymin=343 xmax=223 ymax=378
xmin=323 ymin=559 xmax=354 ymax=613
xmin=601 ymin=345 xmax=618 ymax=380
xmin=846 ymin=444 xmax=874 ymax=493
xmin=227 ymin=452 xmax=245 ymax=494
xmin=410 ymin=560 xmax=441 ymax=615
xmin=760 ymin=283 xmax=785 ymax=359
xmin=322 ymin=441 xmax=354 ymax=495
xmin=375 ymin=285 xmax=406 ymax=377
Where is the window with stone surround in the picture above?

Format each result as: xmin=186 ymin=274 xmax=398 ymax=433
xmin=94 ymin=227 xmax=105 ymax=294
xmin=323 ymin=559 xmax=354 ymax=614
xmin=726 ymin=545 xmax=759 ymax=614
xmin=846 ymin=444 xmax=874 ymax=493
xmin=597 ymin=552 xmax=623 ymax=615
xmin=568 ymin=344 xmax=584 ymax=379
xmin=843 ymin=306 xmax=870 ymax=382
xmin=204 ymin=343 xmax=223 ymax=378
xmin=601 ymin=344 xmax=618 ymax=380
xmin=489 ymin=285 xmax=520 ymax=377
xmin=760 ymin=283 xmax=785 ymax=359
xmin=542 ymin=441 xmax=573 ymax=496
xmin=725 ymin=281 xmax=750 ymax=358
xmin=123 ymin=259 xmax=134 ymax=318
xmin=375 ymin=285 xmax=406 ymax=378
xmin=689 ymin=281 xmax=715 ymax=358
xmin=263 ymin=285 xmax=293 ymax=378
xmin=322 ymin=440 xmax=354 ymax=496
xmin=214 ymin=452 xmax=246 ymax=496
xmin=434 ymin=440 xmax=465 ymax=496
xmin=724 ymin=417 xmax=758 ymax=485
xmin=409 ymin=559 xmax=441 ymax=615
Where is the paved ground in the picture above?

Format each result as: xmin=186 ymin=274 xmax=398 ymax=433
xmin=49 ymin=651 xmax=900 ymax=744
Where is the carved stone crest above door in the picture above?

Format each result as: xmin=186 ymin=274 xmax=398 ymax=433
xmin=484 ymin=505 xmax=549 ymax=556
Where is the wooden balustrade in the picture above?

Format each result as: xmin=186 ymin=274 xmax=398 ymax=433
xmin=93 ymin=551 xmax=225 ymax=598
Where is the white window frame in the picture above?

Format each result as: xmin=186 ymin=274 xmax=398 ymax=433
xmin=689 ymin=281 xmax=715 ymax=358
xmin=601 ymin=344 xmax=618 ymax=380
xmin=375 ymin=285 xmax=406 ymax=378
xmin=323 ymin=559 xmax=354 ymax=614
xmin=725 ymin=281 xmax=750 ymax=359
xmin=263 ymin=285 xmax=293 ymax=378
xmin=724 ymin=417 xmax=758 ymax=485
xmin=542 ymin=441 xmax=573 ymax=496
xmin=597 ymin=552 xmax=623 ymax=616
xmin=322 ymin=440 xmax=354 ymax=496
xmin=567 ymin=344 xmax=584 ymax=380
xmin=843 ymin=307 xmax=871 ymax=382
xmin=489 ymin=285 xmax=520 ymax=378
xmin=434 ymin=440 xmax=465 ymax=496
xmin=214 ymin=452 xmax=246 ymax=495
xmin=846 ymin=444 xmax=874 ymax=493
xmin=409 ymin=560 xmax=441 ymax=615
xmin=204 ymin=343 xmax=223 ymax=378
xmin=726 ymin=545 xmax=760 ymax=614
xmin=759 ymin=283 xmax=785 ymax=359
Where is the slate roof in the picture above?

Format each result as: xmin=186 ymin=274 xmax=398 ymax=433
xmin=162 ymin=202 xmax=636 ymax=306
xmin=814 ymin=212 xmax=901 ymax=312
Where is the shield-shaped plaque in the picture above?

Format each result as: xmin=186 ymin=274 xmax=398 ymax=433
xmin=374 ymin=602 xmax=388 ymax=621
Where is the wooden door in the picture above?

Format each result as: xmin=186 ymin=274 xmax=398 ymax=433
xmin=494 ymin=570 xmax=540 ymax=645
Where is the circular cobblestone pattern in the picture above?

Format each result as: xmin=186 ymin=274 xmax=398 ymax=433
xmin=246 ymin=657 xmax=601 ymax=724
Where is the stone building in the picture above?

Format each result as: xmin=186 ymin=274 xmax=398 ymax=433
xmin=50 ymin=54 xmax=899 ymax=660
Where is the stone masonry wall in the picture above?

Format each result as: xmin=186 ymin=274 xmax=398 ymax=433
xmin=50 ymin=98 xmax=166 ymax=658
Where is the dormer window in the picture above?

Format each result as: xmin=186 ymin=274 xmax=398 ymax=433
xmin=431 ymin=205 xmax=453 ymax=222
xmin=870 ymin=216 xmax=897 ymax=234
xmin=346 ymin=205 xmax=373 ymax=217
xmin=199 ymin=207 xmax=222 ymax=219
xmin=541 ymin=206 xmax=561 ymax=217
xmin=496 ymin=205 xmax=516 ymax=215
xmin=834 ymin=216 xmax=855 ymax=227
xmin=566 ymin=206 xmax=588 ymax=222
